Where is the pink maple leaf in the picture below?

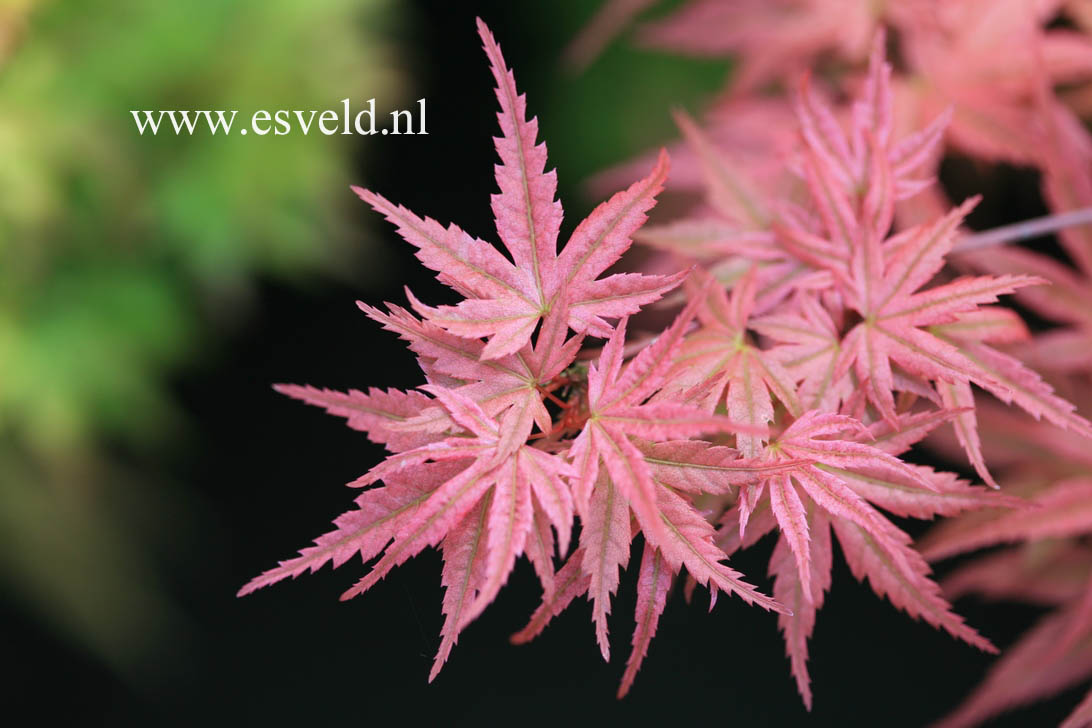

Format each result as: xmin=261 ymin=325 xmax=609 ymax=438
xmin=724 ymin=410 xmax=1017 ymax=706
xmin=353 ymin=20 xmax=682 ymax=360
xmin=340 ymin=386 xmax=575 ymax=679
xmin=566 ymin=294 xmax=785 ymax=658
xmin=666 ymin=267 xmax=803 ymax=457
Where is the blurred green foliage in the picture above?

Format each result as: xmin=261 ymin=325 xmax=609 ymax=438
xmin=0 ymin=0 xmax=400 ymax=669
xmin=1 ymin=0 xmax=400 ymax=452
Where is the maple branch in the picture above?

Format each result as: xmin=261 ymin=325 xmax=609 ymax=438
xmin=955 ymin=207 xmax=1092 ymax=252
xmin=541 ymin=389 xmax=571 ymax=410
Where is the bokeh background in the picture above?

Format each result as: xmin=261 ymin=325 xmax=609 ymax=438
xmin=1 ymin=1 xmax=1075 ymax=725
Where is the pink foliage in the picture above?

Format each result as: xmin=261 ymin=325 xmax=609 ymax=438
xmin=574 ymin=0 xmax=1092 ymax=721
xmin=242 ymin=10 xmax=1092 ymax=719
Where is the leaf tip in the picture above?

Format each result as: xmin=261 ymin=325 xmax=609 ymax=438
xmin=654 ymin=147 xmax=671 ymax=174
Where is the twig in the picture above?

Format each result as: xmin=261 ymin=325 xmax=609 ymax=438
xmin=955 ymin=207 xmax=1092 ymax=252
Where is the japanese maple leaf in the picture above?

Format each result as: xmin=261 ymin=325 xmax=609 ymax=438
xmin=581 ymin=0 xmax=1092 ymax=210
xmin=921 ymin=381 xmax=1092 ymax=727
xmin=919 ymin=150 xmax=1092 ymax=725
xmin=235 ymin=381 xmax=516 ymax=601
xmin=266 ymin=383 xmax=442 ymax=454
xmin=931 ymin=569 xmax=1092 ymax=728
xmin=770 ymin=30 xmax=953 ymax=283
xmin=578 ymin=437 xmax=807 ymax=694
xmin=920 ymin=209 xmax=1092 ymax=727
xmin=565 ymin=295 xmax=783 ymax=656
xmin=787 ymin=191 xmax=1092 ymax=483
xmin=237 ymin=460 xmax=462 ymax=599
xmin=666 ymin=268 xmax=803 ymax=457
xmin=955 ymin=242 xmax=1092 ymax=377
xmin=895 ymin=0 xmax=1092 ymax=170
xmin=512 ymin=465 xmax=787 ymax=695
xmin=1038 ymin=93 xmax=1092 ymax=287
xmin=726 ymin=411 xmax=1013 ymax=707
xmin=767 ymin=110 xmax=1092 ymax=480
xmin=563 ymin=0 xmax=657 ymax=71
xmin=603 ymin=96 xmax=799 ymax=228
xmin=919 ymin=388 xmax=1092 ymax=567
xmin=796 ymin=32 xmax=950 ymax=214
xmin=354 ymin=20 xmax=683 ymax=360
xmin=633 ymin=96 xmax=843 ymax=299
xmin=244 ymin=293 xmax=580 ymax=682
xmin=636 ymin=0 xmax=883 ymax=94
xmin=887 ymin=0 xmax=1092 ymax=253
xmin=255 ymin=383 xmax=573 ymax=680
xmin=504 ymin=289 xmax=791 ymax=687
xmin=636 ymin=34 xmax=950 ymax=308
xmin=357 ymin=298 xmax=579 ymax=438
xmin=922 ymin=476 xmax=1092 ymax=564
xmin=750 ymin=290 xmax=854 ymax=412
xmin=342 ymin=387 xmax=570 ymax=582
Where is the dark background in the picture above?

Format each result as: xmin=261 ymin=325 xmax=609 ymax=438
xmin=3 ymin=1 xmax=1074 ymax=725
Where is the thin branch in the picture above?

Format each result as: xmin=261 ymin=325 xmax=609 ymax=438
xmin=955 ymin=207 xmax=1092 ymax=252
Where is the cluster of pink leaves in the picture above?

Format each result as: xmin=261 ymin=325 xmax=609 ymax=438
xmin=242 ymin=20 xmax=784 ymax=692
xmin=573 ymin=0 xmax=1092 ymax=723
xmin=240 ymin=14 xmax=1092 ymax=718
xmin=578 ymin=0 xmax=1092 ymax=231
xmin=632 ymin=32 xmax=1092 ymax=711
xmin=917 ymin=191 xmax=1092 ymax=727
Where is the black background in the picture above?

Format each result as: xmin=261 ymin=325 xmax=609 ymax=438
xmin=5 ymin=2 xmax=1076 ymax=725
